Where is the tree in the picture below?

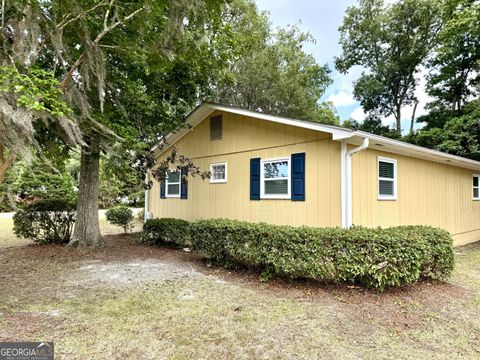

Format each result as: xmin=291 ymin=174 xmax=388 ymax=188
xmin=410 ymin=100 xmax=480 ymax=160
xmin=425 ymin=0 xmax=480 ymax=113
xmin=14 ymin=158 xmax=76 ymax=202
xmin=336 ymin=0 xmax=442 ymax=134
xmin=343 ymin=115 xmax=400 ymax=138
xmin=2 ymin=0 xmax=229 ymax=247
xmin=213 ymin=0 xmax=336 ymax=124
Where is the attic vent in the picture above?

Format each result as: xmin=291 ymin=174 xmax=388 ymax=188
xmin=210 ymin=115 xmax=223 ymax=141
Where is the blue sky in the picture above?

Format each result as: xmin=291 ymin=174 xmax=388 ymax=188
xmin=256 ymin=0 xmax=430 ymax=129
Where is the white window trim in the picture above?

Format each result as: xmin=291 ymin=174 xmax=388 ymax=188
xmin=210 ymin=162 xmax=228 ymax=183
xmin=377 ymin=157 xmax=397 ymax=201
xmin=165 ymin=170 xmax=181 ymax=198
xmin=260 ymin=157 xmax=291 ymax=199
xmin=473 ymin=174 xmax=480 ymax=200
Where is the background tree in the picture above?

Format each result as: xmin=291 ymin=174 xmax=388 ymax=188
xmin=407 ymin=1 xmax=480 ymax=160
xmin=213 ymin=0 xmax=337 ymax=124
xmin=425 ymin=0 xmax=480 ymax=113
xmin=343 ymin=115 xmax=399 ymax=138
xmin=336 ymin=0 xmax=442 ymax=133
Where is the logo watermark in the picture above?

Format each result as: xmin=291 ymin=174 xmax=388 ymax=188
xmin=0 ymin=342 xmax=54 ymax=360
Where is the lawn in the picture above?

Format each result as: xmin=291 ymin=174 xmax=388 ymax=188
xmin=0 ymin=217 xmax=479 ymax=359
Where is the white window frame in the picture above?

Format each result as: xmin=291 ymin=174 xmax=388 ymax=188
xmin=210 ymin=162 xmax=228 ymax=183
xmin=377 ymin=157 xmax=397 ymax=201
xmin=260 ymin=157 xmax=291 ymax=199
xmin=165 ymin=170 xmax=181 ymax=198
xmin=473 ymin=174 xmax=480 ymax=200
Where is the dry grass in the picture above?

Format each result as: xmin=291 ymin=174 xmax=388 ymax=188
xmin=0 ymin=217 xmax=479 ymax=359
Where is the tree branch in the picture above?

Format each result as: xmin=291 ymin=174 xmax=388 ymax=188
xmin=56 ymin=0 xmax=109 ymax=31
xmin=60 ymin=5 xmax=144 ymax=90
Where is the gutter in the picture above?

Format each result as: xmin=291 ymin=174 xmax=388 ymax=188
xmin=341 ymin=137 xmax=369 ymax=228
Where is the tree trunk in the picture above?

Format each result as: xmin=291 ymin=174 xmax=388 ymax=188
xmin=395 ymin=105 xmax=402 ymax=135
xmin=409 ymin=101 xmax=418 ymax=135
xmin=0 ymin=144 xmax=16 ymax=184
xmin=69 ymin=137 xmax=105 ymax=247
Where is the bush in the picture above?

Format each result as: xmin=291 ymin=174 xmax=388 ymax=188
xmin=190 ymin=219 xmax=454 ymax=290
xmin=139 ymin=218 xmax=190 ymax=247
xmin=13 ymin=199 xmax=76 ymax=245
xmin=105 ymin=206 xmax=134 ymax=233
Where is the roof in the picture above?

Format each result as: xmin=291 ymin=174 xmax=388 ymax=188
xmin=155 ymin=102 xmax=480 ymax=171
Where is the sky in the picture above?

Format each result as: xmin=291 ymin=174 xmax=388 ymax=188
xmin=255 ymin=0 xmax=431 ymax=130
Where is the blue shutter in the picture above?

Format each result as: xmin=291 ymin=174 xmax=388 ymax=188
xmin=291 ymin=153 xmax=305 ymax=201
xmin=250 ymin=158 xmax=261 ymax=200
xmin=180 ymin=167 xmax=188 ymax=199
xmin=160 ymin=180 xmax=166 ymax=199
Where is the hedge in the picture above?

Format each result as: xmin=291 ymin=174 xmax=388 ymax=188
xmin=189 ymin=219 xmax=454 ymax=290
xmin=139 ymin=218 xmax=190 ymax=247
xmin=13 ymin=199 xmax=76 ymax=245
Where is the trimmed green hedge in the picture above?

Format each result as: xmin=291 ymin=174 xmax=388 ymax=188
xmin=189 ymin=219 xmax=454 ymax=290
xmin=139 ymin=218 xmax=190 ymax=247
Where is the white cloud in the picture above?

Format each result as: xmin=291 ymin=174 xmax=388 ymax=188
xmin=326 ymin=91 xmax=357 ymax=107
xmin=349 ymin=107 xmax=366 ymax=121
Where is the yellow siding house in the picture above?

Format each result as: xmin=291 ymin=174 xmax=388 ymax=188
xmin=146 ymin=103 xmax=480 ymax=246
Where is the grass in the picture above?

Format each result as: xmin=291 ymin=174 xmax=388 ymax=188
xmin=0 ymin=216 xmax=479 ymax=359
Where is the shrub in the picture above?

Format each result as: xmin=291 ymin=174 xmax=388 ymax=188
xmin=190 ymin=219 xmax=455 ymax=291
xmin=105 ymin=206 xmax=134 ymax=233
xmin=139 ymin=218 xmax=190 ymax=247
xmin=13 ymin=199 xmax=76 ymax=245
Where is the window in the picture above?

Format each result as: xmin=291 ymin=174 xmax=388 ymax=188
xmin=474 ymin=175 xmax=480 ymax=200
xmin=378 ymin=157 xmax=397 ymax=200
xmin=210 ymin=115 xmax=223 ymax=141
xmin=166 ymin=170 xmax=181 ymax=197
xmin=210 ymin=162 xmax=227 ymax=183
xmin=260 ymin=158 xmax=290 ymax=199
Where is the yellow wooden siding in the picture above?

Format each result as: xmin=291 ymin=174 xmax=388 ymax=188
xmin=351 ymin=148 xmax=480 ymax=245
xmin=149 ymin=111 xmax=342 ymax=227
xmin=148 ymin=110 xmax=480 ymax=246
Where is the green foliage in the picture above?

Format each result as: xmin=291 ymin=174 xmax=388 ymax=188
xmin=13 ymin=159 xmax=76 ymax=202
xmin=336 ymin=0 xmax=442 ymax=132
xmin=410 ymin=100 xmax=480 ymax=160
xmin=213 ymin=0 xmax=336 ymax=124
xmin=139 ymin=218 xmax=191 ymax=247
xmin=426 ymin=0 xmax=480 ymax=111
xmin=99 ymin=145 xmax=145 ymax=208
xmin=105 ymin=206 xmax=134 ymax=234
xmin=13 ymin=199 xmax=76 ymax=245
xmin=0 ymin=66 xmax=72 ymax=117
xmin=343 ymin=115 xmax=400 ymax=139
xmin=190 ymin=219 xmax=454 ymax=291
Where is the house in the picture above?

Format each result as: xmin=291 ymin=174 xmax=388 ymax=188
xmin=145 ymin=103 xmax=480 ymax=246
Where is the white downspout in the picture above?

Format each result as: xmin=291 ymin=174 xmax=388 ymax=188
xmin=340 ymin=140 xmax=347 ymax=228
xmin=343 ymin=137 xmax=369 ymax=228
xmin=144 ymin=171 xmax=150 ymax=222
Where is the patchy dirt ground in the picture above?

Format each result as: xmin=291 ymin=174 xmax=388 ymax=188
xmin=0 ymin=226 xmax=479 ymax=359
xmin=67 ymin=258 xmax=207 ymax=289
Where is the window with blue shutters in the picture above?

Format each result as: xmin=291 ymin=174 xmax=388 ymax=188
xmin=165 ymin=170 xmax=181 ymax=198
xmin=260 ymin=158 xmax=290 ymax=199
xmin=378 ymin=157 xmax=397 ymax=200
xmin=291 ymin=153 xmax=305 ymax=201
